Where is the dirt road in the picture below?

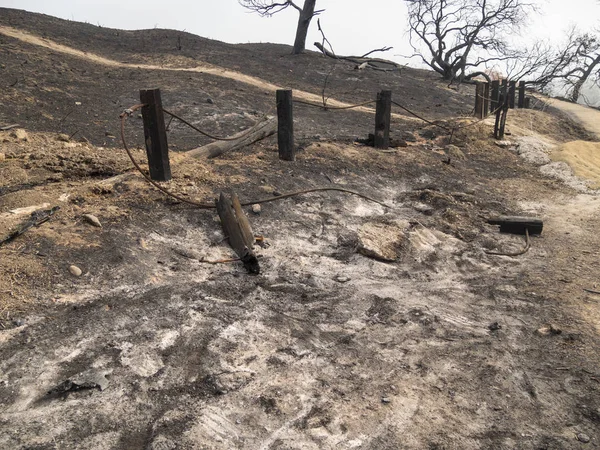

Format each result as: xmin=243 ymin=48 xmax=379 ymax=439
xmin=541 ymin=96 xmax=600 ymax=139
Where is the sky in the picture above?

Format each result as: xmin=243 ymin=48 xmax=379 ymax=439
xmin=1 ymin=0 xmax=599 ymax=103
xmin=1 ymin=0 xmax=598 ymax=65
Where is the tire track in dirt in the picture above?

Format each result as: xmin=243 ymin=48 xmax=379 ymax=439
xmin=0 ymin=25 xmax=417 ymax=121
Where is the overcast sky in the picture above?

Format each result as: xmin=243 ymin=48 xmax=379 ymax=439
xmin=1 ymin=0 xmax=599 ymax=67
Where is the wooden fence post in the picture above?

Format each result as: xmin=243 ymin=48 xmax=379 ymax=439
xmin=518 ymin=80 xmax=526 ymax=108
xmin=508 ymin=80 xmax=516 ymax=109
xmin=491 ymin=80 xmax=500 ymax=113
xmin=139 ymin=88 xmax=171 ymax=181
xmin=483 ymin=82 xmax=490 ymax=117
xmin=374 ymin=90 xmax=392 ymax=149
xmin=494 ymin=80 xmax=510 ymax=139
xmin=474 ymin=82 xmax=484 ymax=119
xmin=276 ymin=89 xmax=295 ymax=161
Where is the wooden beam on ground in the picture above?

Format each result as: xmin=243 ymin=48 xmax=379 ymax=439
xmin=215 ymin=192 xmax=260 ymax=274
xmin=140 ymin=88 xmax=171 ymax=181
xmin=186 ymin=116 xmax=276 ymax=159
xmin=374 ymin=90 xmax=392 ymax=149
xmin=276 ymin=89 xmax=295 ymax=161
xmin=488 ymin=216 xmax=543 ymax=235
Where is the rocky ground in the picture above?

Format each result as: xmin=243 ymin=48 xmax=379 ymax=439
xmin=1 ymin=8 xmax=600 ymax=450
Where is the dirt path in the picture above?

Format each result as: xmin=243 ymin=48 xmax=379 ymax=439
xmin=540 ymin=95 xmax=600 ymax=139
xmin=0 ymin=25 xmax=415 ymax=121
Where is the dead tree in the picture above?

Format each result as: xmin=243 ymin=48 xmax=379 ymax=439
xmin=535 ymin=29 xmax=600 ymax=103
xmin=238 ymin=0 xmax=323 ymax=54
xmin=404 ymin=0 xmax=535 ymax=83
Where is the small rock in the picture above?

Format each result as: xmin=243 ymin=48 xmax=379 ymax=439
xmin=206 ymin=97 xmax=214 ymax=104
xmin=82 ymin=213 xmax=102 ymax=228
xmin=251 ymin=204 xmax=262 ymax=215
xmin=537 ymin=324 xmax=562 ymax=336
xmin=577 ymin=433 xmax=590 ymax=443
xmin=75 ymin=101 xmax=82 ymax=106
xmin=0 ymin=153 xmax=4 ymax=161
xmin=494 ymin=140 xmax=512 ymax=148
xmin=412 ymin=202 xmax=434 ymax=215
xmin=488 ymin=322 xmax=502 ymax=331
xmin=57 ymin=133 xmax=70 ymax=142
xmin=381 ymin=397 xmax=391 ymax=404
xmin=10 ymin=128 xmax=28 ymax=141
xmin=12 ymin=319 xmax=25 ymax=327
xmin=334 ymin=275 xmax=351 ymax=283
xmin=69 ymin=265 xmax=82 ymax=277
xmin=273 ymin=191 xmax=282 ymax=197
xmin=445 ymin=144 xmax=466 ymax=160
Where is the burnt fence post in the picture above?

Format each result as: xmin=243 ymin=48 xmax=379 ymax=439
xmin=374 ymin=90 xmax=392 ymax=149
xmin=276 ymin=89 xmax=295 ymax=161
xmin=139 ymin=88 xmax=171 ymax=181
xmin=508 ymin=80 xmax=516 ymax=109
xmin=518 ymin=80 xmax=526 ymax=108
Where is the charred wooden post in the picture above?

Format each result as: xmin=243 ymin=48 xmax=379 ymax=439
xmin=494 ymin=80 xmax=509 ymax=139
xmin=474 ymin=82 xmax=485 ymax=119
xmin=483 ymin=83 xmax=490 ymax=116
xmin=523 ymin=97 xmax=531 ymax=109
xmin=518 ymin=81 xmax=526 ymax=108
xmin=508 ymin=80 xmax=517 ymax=109
xmin=490 ymin=80 xmax=500 ymax=113
xmin=216 ymin=192 xmax=260 ymax=274
xmin=139 ymin=88 xmax=171 ymax=181
xmin=374 ymin=90 xmax=392 ymax=149
xmin=276 ymin=89 xmax=295 ymax=161
xmin=488 ymin=216 xmax=543 ymax=235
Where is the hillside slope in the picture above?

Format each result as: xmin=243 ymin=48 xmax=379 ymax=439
xmin=1 ymin=8 xmax=600 ymax=450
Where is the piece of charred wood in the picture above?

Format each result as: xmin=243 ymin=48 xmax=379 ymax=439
xmin=488 ymin=216 xmax=543 ymax=235
xmin=216 ymin=192 xmax=260 ymax=274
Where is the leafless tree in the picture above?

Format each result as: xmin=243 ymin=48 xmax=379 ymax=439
xmin=404 ymin=0 xmax=535 ymax=82
xmin=536 ymin=29 xmax=600 ymax=103
xmin=238 ymin=0 xmax=324 ymax=54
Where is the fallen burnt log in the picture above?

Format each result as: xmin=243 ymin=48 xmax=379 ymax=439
xmin=488 ymin=216 xmax=543 ymax=235
xmin=216 ymin=192 xmax=260 ymax=274
xmin=186 ymin=116 xmax=276 ymax=159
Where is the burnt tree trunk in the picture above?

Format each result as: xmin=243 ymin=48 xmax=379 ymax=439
xmin=571 ymin=53 xmax=600 ymax=103
xmin=292 ymin=0 xmax=317 ymax=55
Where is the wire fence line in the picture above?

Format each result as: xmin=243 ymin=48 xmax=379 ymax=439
xmin=132 ymin=85 xmax=515 ymax=153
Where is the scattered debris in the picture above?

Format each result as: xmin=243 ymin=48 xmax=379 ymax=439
xmin=0 ymin=206 xmax=60 ymax=247
xmin=357 ymin=221 xmax=408 ymax=262
xmin=583 ymin=288 xmax=600 ymax=295
xmin=488 ymin=216 xmax=543 ymax=235
xmin=69 ymin=265 xmax=83 ymax=277
xmin=381 ymin=397 xmax=391 ymax=404
xmin=334 ymin=275 xmax=351 ymax=283
xmin=577 ymin=433 xmax=591 ymax=443
xmin=445 ymin=144 xmax=466 ymax=160
xmin=488 ymin=322 xmax=502 ymax=331
xmin=215 ymin=192 xmax=260 ymax=274
xmin=10 ymin=128 xmax=28 ymax=141
xmin=494 ymin=140 xmax=512 ymax=148
xmin=46 ymin=370 xmax=110 ymax=398
xmin=82 ymin=213 xmax=102 ymax=228
xmin=536 ymin=324 xmax=562 ymax=336
xmin=0 ymin=124 xmax=20 ymax=131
